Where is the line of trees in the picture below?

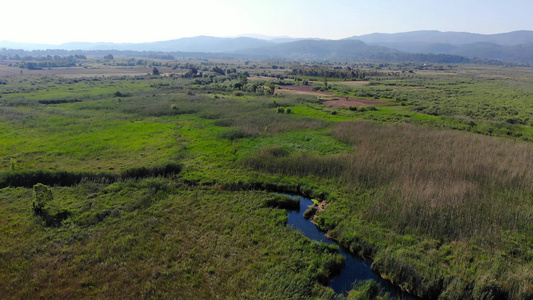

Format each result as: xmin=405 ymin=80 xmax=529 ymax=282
xmin=290 ymin=67 xmax=399 ymax=80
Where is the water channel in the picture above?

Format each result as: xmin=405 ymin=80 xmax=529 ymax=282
xmin=285 ymin=195 xmax=419 ymax=299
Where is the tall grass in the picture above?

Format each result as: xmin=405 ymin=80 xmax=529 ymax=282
xmin=244 ymin=121 xmax=533 ymax=241
xmin=332 ymin=122 xmax=532 ymax=240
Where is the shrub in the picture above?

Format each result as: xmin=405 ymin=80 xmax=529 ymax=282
xmin=264 ymin=195 xmax=299 ymax=210
xmin=0 ymin=170 xmax=116 ymax=188
xmin=32 ymin=183 xmax=71 ymax=227
xmin=303 ymin=206 xmax=317 ymax=219
xmin=120 ymin=163 xmax=182 ymax=179
xmin=32 ymin=183 xmax=53 ymax=217
xmin=219 ymin=129 xmax=253 ymax=141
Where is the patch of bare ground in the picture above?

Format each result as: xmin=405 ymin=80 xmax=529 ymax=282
xmin=415 ymin=71 xmax=456 ymax=75
xmin=249 ymin=76 xmax=294 ymax=81
xmin=331 ymin=81 xmax=370 ymax=86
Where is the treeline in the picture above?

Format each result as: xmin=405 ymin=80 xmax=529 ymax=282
xmin=18 ymin=60 xmax=77 ymax=70
xmin=0 ymin=47 xmax=512 ymax=66
xmin=290 ymin=67 xmax=398 ymax=79
xmin=0 ymin=48 xmax=234 ymax=60
xmin=0 ymin=53 xmax=86 ymax=61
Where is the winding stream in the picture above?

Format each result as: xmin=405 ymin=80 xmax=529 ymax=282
xmin=285 ymin=195 xmax=419 ymax=299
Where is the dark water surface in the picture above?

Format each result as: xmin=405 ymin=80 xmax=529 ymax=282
xmin=285 ymin=195 xmax=419 ymax=299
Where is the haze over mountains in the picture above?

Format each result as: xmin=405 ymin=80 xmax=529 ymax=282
xmin=2 ymin=30 xmax=533 ymax=63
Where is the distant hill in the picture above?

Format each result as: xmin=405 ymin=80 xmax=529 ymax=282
xmin=345 ymin=30 xmax=533 ymax=63
xmin=236 ymin=39 xmax=392 ymax=60
xmin=235 ymin=39 xmax=476 ymax=63
xmin=134 ymin=36 xmax=273 ymax=52
xmin=347 ymin=30 xmax=533 ymax=46
xmin=2 ymin=31 xmax=533 ymax=63
xmin=2 ymin=36 xmax=273 ymax=53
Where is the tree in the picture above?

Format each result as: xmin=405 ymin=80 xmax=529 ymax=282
xmin=267 ymin=83 xmax=276 ymax=95
xmin=32 ymin=183 xmax=53 ymax=217
xmin=239 ymin=74 xmax=248 ymax=86
xmin=152 ymin=67 xmax=160 ymax=76
xmin=104 ymin=54 xmax=114 ymax=60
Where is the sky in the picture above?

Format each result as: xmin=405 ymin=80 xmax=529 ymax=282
xmin=2 ymin=0 xmax=533 ymax=44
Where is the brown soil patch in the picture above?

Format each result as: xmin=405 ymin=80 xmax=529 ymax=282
xmin=249 ymin=76 xmax=294 ymax=81
xmin=323 ymin=98 xmax=391 ymax=107
xmin=316 ymin=201 xmax=327 ymax=212
xmin=331 ymin=81 xmax=370 ymax=86
xmin=416 ymin=71 xmax=456 ymax=75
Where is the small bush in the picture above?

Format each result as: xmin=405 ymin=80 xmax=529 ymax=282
xmin=120 ymin=163 xmax=182 ymax=179
xmin=32 ymin=183 xmax=71 ymax=227
xmin=303 ymin=206 xmax=317 ymax=219
xmin=264 ymin=195 xmax=299 ymax=210
xmin=213 ymin=119 xmax=235 ymax=127
xmin=261 ymin=146 xmax=290 ymax=158
xmin=219 ymin=129 xmax=253 ymax=141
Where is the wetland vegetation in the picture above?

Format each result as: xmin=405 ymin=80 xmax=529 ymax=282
xmin=0 ymin=58 xmax=531 ymax=299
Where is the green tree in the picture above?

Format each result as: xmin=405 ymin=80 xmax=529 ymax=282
xmin=239 ymin=74 xmax=248 ymax=86
xmin=267 ymin=83 xmax=276 ymax=95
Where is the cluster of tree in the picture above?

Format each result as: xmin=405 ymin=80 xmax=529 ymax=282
xmin=0 ymin=47 xmax=516 ymax=66
xmin=0 ymin=54 xmax=85 ymax=61
xmin=148 ymin=53 xmax=175 ymax=60
xmin=290 ymin=66 xmax=399 ymax=80
xmin=0 ymin=48 xmax=232 ymax=60
xmin=17 ymin=57 xmax=77 ymax=69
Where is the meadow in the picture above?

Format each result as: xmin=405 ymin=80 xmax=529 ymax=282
xmin=0 ymin=60 xmax=531 ymax=299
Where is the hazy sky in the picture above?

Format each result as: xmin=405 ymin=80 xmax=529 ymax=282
xmin=2 ymin=0 xmax=532 ymax=44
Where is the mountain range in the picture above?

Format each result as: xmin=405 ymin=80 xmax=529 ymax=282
xmin=2 ymin=31 xmax=533 ymax=63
